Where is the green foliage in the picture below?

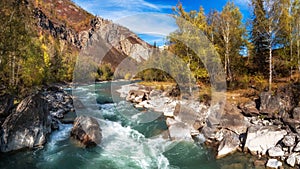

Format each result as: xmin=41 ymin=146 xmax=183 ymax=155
xmin=0 ymin=0 xmax=46 ymax=93
xmin=168 ymin=3 xmax=210 ymax=82
xmin=97 ymin=63 xmax=114 ymax=81
xmin=124 ymin=73 xmax=132 ymax=80
xmin=0 ymin=0 xmax=80 ymax=94
xmin=211 ymin=2 xmax=247 ymax=81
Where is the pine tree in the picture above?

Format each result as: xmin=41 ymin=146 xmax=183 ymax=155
xmin=250 ymin=0 xmax=287 ymax=91
xmin=251 ymin=0 xmax=269 ymax=75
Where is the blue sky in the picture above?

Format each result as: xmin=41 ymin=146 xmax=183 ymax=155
xmin=73 ymin=0 xmax=251 ymax=46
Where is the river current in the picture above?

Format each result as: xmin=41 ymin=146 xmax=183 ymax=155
xmin=0 ymin=81 xmax=257 ymax=169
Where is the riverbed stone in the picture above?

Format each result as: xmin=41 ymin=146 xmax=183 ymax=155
xmin=219 ymin=103 xmax=250 ymax=134
xmin=282 ymin=134 xmax=296 ymax=147
xmin=268 ymin=147 xmax=284 ymax=157
xmin=266 ymin=159 xmax=282 ymax=169
xmin=168 ymin=122 xmax=193 ymax=141
xmin=294 ymin=142 xmax=300 ymax=152
xmin=239 ymin=101 xmax=260 ymax=117
xmin=217 ymin=130 xmax=240 ymax=159
xmin=71 ymin=116 xmax=102 ymax=147
xmin=286 ymin=153 xmax=298 ymax=167
xmin=244 ymin=125 xmax=287 ymax=155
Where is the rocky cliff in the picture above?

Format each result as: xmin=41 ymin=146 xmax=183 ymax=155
xmin=32 ymin=0 xmax=153 ymax=67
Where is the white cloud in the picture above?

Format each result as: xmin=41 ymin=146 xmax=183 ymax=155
xmin=73 ymin=0 xmax=173 ymax=20
xmin=73 ymin=0 xmax=176 ymax=45
xmin=115 ymin=13 xmax=177 ymax=36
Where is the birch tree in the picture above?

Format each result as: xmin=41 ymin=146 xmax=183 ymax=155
xmin=251 ymin=0 xmax=287 ymax=91
xmin=214 ymin=2 xmax=246 ymax=81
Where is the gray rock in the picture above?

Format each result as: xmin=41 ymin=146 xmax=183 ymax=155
xmin=295 ymin=154 xmax=300 ymax=165
xmin=244 ymin=125 xmax=287 ymax=155
xmin=259 ymin=92 xmax=280 ymax=115
xmin=294 ymin=142 xmax=300 ymax=152
xmin=286 ymin=153 xmax=297 ymax=167
xmin=282 ymin=134 xmax=296 ymax=147
xmin=266 ymin=159 xmax=282 ymax=169
xmin=0 ymin=93 xmax=51 ymax=152
xmin=126 ymin=90 xmax=149 ymax=104
xmin=260 ymin=90 xmax=294 ymax=119
xmin=219 ymin=103 xmax=250 ymax=134
xmin=217 ymin=130 xmax=240 ymax=159
xmin=168 ymin=122 xmax=193 ymax=141
xmin=293 ymin=107 xmax=300 ymax=120
xmin=174 ymin=103 xmax=202 ymax=128
xmin=239 ymin=101 xmax=260 ymax=116
xmin=71 ymin=116 xmax=102 ymax=147
xmin=267 ymin=147 xmax=284 ymax=157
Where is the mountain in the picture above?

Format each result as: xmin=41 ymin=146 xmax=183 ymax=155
xmin=0 ymin=0 xmax=154 ymax=93
xmin=32 ymin=0 xmax=153 ymax=67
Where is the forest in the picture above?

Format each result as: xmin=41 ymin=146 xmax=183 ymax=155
xmin=1 ymin=0 xmax=300 ymax=96
xmin=139 ymin=0 xmax=300 ymax=93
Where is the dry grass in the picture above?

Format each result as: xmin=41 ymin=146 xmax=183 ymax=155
xmin=138 ymin=81 xmax=176 ymax=90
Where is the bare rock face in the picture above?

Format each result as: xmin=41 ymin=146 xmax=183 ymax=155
xmin=0 ymin=93 xmax=52 ymax=152
xmin=259 ymin=89 xmax=295 ymax=119
xmin=88 ymin=17 xmax=152 ymax=63
xmin=33 ymin=0 xmax=153 ymax=71
xmin=71 ymin=116 xmax=102 ymax=147
xmin=244 ymin=125 xmax=287 ymax=155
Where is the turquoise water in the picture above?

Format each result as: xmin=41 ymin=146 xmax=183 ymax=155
xmin=0 ymin=81 xmax=257 ymax=169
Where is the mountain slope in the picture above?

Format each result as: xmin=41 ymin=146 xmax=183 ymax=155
xmin=32 ymin=0 xmax=153 ymax=67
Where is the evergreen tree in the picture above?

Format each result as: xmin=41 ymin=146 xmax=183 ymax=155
xmin=250 ymin=0 xmax=287 ymax=90
xmin=250 ymin=0 xmax=269 ymax=74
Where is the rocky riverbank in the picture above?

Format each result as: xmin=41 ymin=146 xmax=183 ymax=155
xmin=0 ymin=85 xmax=102 ymax=152
xmin=119 ymin=83 xmax=300 ymax=168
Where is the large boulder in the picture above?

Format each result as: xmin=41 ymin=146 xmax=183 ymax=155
xmin=244 ymin=125 xmax=287 ymax=155
xmin=217 ymin=130 xmax=240 ymax=159
xmin=219 ymin=103 xmax=250 ymax=134
xmin=71 ymin=116 xmax=102 ymax=147
xmin=0 ymin=93 xmax=51 ymax=152
xmin=259 ymin=88 xmax=295 ymax=118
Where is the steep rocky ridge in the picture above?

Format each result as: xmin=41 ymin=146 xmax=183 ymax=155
xmin=31 ymin=0 xmax=153 ymax=67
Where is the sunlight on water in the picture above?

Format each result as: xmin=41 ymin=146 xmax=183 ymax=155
xmin=0 ymin=81 xmax=258 ymax=169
